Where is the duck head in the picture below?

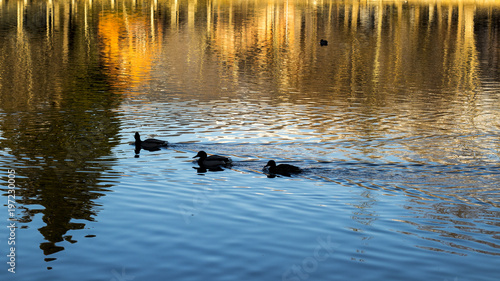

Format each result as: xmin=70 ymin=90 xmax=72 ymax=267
xmin=193 ymin=151 xmax=208 ymax=159
xmin=264 ymin=160 xmax=277 ymax=168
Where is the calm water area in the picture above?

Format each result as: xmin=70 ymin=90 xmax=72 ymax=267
xmin=1 ymin=0 xmax=500 ymax=280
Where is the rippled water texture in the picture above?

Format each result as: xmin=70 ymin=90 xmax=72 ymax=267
xmin=1 ymin=0 xmax=500 ymax=280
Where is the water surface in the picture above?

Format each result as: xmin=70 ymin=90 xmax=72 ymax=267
xmin=1 ymin=0 xmax=500 ymax=280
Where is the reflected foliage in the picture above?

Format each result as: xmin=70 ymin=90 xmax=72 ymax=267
xmin=0 ymin=0 xmax=122 ymax=258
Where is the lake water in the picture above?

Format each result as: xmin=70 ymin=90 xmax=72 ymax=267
xmin=1 ymin=0 xmax=500 ymax=280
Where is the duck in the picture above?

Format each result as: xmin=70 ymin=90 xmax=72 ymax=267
xmin=193 ymin=151 xmax=232 ymax=168
xmin=264 ymin=160 xmax=301 ymax=176
xmin=134 ymin=132 xmax=168 ymax=151
xmin=320 ymin=39 xmax=328 ymax=46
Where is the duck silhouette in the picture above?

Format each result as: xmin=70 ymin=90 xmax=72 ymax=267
xmin=320 ymin=39 xmax=328 ymax=46
xmin=134 ymin=132 xmax=168 ymax=151
xmin=193 ymin=151 xmax=232 ymax=168
xmin=264 ymin=160 xmax=301 ymax=177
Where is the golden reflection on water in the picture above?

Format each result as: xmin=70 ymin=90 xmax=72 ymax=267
xmin=2 ymin=0 xmax=499 ymax=100
xmin=90 ymin=0 xmax=495 ymax=100
xmin=98 ymin=10 xmax=163 ymax=90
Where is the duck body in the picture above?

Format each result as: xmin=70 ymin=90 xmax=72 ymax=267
xmin=320 ymin=39 xmax=328 ymax=46
xmin=193 ymin=151 xmax=232 ymax=168
xmin=264 ymin=160 xmax=301 ymax=176
xmin=134 ymin=132 xmax=168 ymax=151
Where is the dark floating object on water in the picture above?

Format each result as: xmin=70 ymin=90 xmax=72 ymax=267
xmin=264 ymin=160 xmax=302 ymax=177
xmin=320 ymin=39 xmax=328 ymax=46
xmin=193 ymin=151 xmax=232 ymax=168
xmin=193 ymin=166 xmax=224 ymax=173
xmin=134 ymin=132 xmax=168 ymax=151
